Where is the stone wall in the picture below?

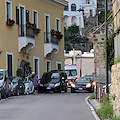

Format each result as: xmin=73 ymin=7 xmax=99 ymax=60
xmin=111 ymin=63 xmax=120 ymax=116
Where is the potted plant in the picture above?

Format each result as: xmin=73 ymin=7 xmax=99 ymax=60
xmin=6 ymin=19 xmax=15 ymax=26
xmin=51 ymin=29 xmax=55 ymax=35
xmin=58 ymin=34 xmax=63 ymax=39
xmin=31 ymin=23 xmax=36 ymax=30
xmin=56 ymin=31 xmax=60 ymax=36
xmin=26 ymin=22 xmax=31 ymax=27
xmin=34 ymin=28 xmax=41 ymax=34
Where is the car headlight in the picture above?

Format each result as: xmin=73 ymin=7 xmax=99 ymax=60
xmin=40 ymin=84 xmax=43 ymax=87
xmin=86 ymin=83 xmax=91 ymax=88
xmin=54 ymin=82 xmax=60 ymax=87
xmin=71 ymin=83 xmax=75 ymax=88
xmin=0 ymin=82 xmax=3 ymax=88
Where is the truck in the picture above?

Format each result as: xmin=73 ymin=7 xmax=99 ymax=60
xmin=65 ymin=64 xmax=79 ymax=84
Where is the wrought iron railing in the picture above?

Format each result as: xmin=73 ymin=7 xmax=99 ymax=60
xmin=44 ymin=32 xmax=58 ymax=45
xmin=18 ymin=24 xmax=35 ymax=38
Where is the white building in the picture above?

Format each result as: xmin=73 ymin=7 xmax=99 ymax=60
xmin=64 ymin=0 xmax=97 ymax=33
xmin=65 ymin=49 xmax=94 ymax=77
xmin=64 ymin=0 xmax=84 ymax=31
xmin=81 ymin=0 xmax=97 ymax=18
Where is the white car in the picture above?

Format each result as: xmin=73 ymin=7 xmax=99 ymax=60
xmin=24 ymin=76 xmax=34 ymax=94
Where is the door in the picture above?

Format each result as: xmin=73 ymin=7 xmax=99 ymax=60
xmin=7 ymin=54 xmax=13 ymax=77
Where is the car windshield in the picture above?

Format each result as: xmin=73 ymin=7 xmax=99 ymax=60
xmin=85 ymin=75 xmax=94 ymax=81
xmin=41 ymin=72 xmax=51 ymax=83
xmin=12 ymin=78 xmax=18 ymax=83
xmin=76 ymin=77 xmax=90 ymax=82
xmin=65 ymin=69 xmax=77 ymax=77
xmin=0 ymin=71 xmax=3 ymax=80
xmin=51 ymin=73 xmax=59 ymax=79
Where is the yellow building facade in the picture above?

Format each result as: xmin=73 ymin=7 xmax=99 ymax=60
xmin=0 ymin=0 xmax=67 ymax=78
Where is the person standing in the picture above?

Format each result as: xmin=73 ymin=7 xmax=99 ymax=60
xmin=33 ymin=74 xmax=38 ymax=94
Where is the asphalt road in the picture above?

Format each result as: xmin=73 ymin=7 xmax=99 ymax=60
xmin=0 ymin=91 xmax=95 ymax=120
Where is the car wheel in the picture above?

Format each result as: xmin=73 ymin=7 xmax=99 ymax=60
xmin=64 ymin=88 xmax=67 ymax=93
xmin=17 ymin=90 xmax=20 ymax=96
xmin=2 ymin=91 xmax=6 ymax=99
xmin=71 ymin=88 xmax=75 ymax=93
xmin=0 ymin=92 xmax=1 ymax=100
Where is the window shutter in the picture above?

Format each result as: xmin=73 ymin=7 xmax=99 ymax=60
xmin=26 ymin=10 xmax=29 ymax=23
xmin=16 ymin=7 xmax=19 ymax=24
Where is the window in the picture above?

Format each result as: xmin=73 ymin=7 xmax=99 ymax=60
xmin=33 ymin=10 xmax=38 ymax=28
xmin=33 ymin=57 xmax=39 ymax=78
xmin=56 ymin=61 xmax=61 ymax=70
xmin=90 ymin=10 xmax=93 ymax=16
xmin=71 ymin=3 xmax=76 ymax=11
xmin=64 ymin=4 xmax=69 ymax=11
xmin=46 ymin=60 xmax=51 ymax=72
xmin=6 ymin=0 xmax=12 ymax=20
xmin=45 ymin=14 xmax=50 ymax=43
xmin=6 ymin=52 xmax=13 ymax=77
xmin=86 ymin=0 xmax=90 ymax=4
xmin=56 ymin=18 xmax=60 ymax=31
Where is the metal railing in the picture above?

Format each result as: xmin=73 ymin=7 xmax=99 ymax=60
xmin=44 ymin=32 xmax=58 ymax=45
xmin=18 ymin=24 xmax=35 ymax=38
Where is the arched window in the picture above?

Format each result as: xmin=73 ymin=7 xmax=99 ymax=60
xmin=71 ymin=3 xmax=76 ymax=11
xmin=64 ymin=4 xmax=69 ymax=11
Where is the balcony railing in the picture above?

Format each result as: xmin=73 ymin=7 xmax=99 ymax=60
xmin=44 ymin=32 xmax=58 ymax=45
xmin=18 ymin=24 xmax=35 ymax=38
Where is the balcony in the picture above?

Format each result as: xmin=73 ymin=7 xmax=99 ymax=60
xmin=44 ymin=32 xmax=59 ymax=58
xmin=18 ymin=24 xmax=35 ymax=54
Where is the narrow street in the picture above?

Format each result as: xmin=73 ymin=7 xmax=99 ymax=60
xmin=0 ymin=92 xmax=95 ymax=120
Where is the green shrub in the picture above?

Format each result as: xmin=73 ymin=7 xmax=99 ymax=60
xmin=89 ymin=94 xmax=95 ymax=100
xmin=110 ymin=116 xmax=120 ymax=120
xmin=114 ymin=55 xmax=120 ymax=64
xmin=97 ymin=100 xmax=114 ymax=119
xmin=16 ymin=68 xmax=23 ymax=77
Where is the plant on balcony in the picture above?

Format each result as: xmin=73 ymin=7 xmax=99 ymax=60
xmin=34 ymin=28 xmax=41 ymax=34
xmin=6 ymin=19 xmax=15 ymax=26
xmin=51 ymin=29 xmax=56 ymax=35
xmin=58 ymin=33 xmax=63 ymax=39
xmin=56 ymin=31 xmax=60 ymax=36
xmin=31 ymin=23 xmax=36 ymax=30
xmin=56 ymin=31 xmax=63 ymax=39
xmin=26 ymin=22 xmax=31 ymax=27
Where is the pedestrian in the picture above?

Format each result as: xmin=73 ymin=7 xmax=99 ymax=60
xmin=33 ymin=74 xmax=38 ymax=95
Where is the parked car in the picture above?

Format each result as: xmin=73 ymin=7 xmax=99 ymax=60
xmin=71 ymin=77 xmax=96 ymax=93
xmin=40 ymin=70 xmax=67 ymax=93
xmin=0 ymin=69 xmax=12 ymax=99
xmin=24 ymin=76 xmax=34 ymax=94
xmin=9 ymin=77 xmax=25 ymax=96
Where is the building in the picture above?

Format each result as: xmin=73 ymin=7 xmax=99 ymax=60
xmin=0 ymin=0 xmax=67 ymax=78
xmin=112 ymin=0 xmax=120 ymax=57
xmin=81 ymin=0 xmax=97 ymax=18
xmin=110 ymin=0 xmax=120 ymax=116
xmin=64 ymin=49 xmax=94 ymax=77
xmin=63 ymin=0 xmax=97 ymax=29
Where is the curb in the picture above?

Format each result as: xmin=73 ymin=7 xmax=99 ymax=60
xmin=85 ymin=96 xmax=101 ymax=120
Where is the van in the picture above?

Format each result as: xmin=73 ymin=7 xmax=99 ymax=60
xmin=39 ymin=70 xmax=67 ymax=93
xmin=65 ymin=64 xmax=79 ymax=82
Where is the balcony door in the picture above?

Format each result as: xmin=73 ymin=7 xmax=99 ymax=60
xmin=19 ymin=5 xmax=25 ymax=36
xmin=45 ymin=14 xmax=50 ymax=43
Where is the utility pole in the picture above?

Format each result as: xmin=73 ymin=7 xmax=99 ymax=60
xmin=105 ymin=0 xmax=109 ymax=95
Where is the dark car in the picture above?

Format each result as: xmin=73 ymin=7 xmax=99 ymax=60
xmin=71 ymin=77 xmax=96 ymax=93
xmin=39 ymin=70 xmax=67 ymax=93
xmin=9 ymin=77 xmax=25 ymax=96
